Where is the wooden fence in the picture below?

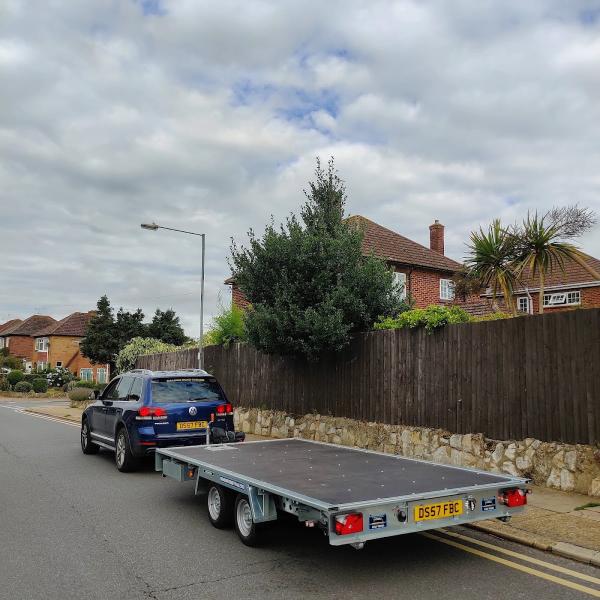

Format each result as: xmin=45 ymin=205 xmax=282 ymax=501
xmin=136 ymin=308 xmax=600 ymax=444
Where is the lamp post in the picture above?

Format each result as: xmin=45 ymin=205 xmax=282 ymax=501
xmin=141 ymin=222 xmax=206 ymax=369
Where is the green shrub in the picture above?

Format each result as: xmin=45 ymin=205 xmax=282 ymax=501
xmin=14 ymin=381 xmax=33 ymax=393
xmin=22 ymin=373 xmax=38 ymax=384
xmin=0 ymin=378 xmax=10 ymax=392
xmin=74 ymin=380 xmax=95 ymax=388
xmin=68 ymin=388 xmax=94 ymax=402
xmin=374 ymin=305 xmax=472 ymax=333
xmin=116 ymin=337 xmax=180 ymax=373
xmin=204 ymin=305 xmax=247 ymax=348
xmin=32 ymin=378 xmax=48 ymax=393
xmin=473 ymin=312 xmax=513 ymax=322
xmin=7 ymin=370 xmax=24 ymax=386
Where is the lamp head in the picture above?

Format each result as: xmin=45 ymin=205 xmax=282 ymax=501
xmin=140 ymin=222 xmax=159 ymax=231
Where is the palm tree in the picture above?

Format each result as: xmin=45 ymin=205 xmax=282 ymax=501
xmin=465 ymin=219 xmax=519 ymax=314
xmin=513 ymin=211 xmax=600 ymax=314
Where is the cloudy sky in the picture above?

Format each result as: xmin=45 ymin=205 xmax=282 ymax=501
xmin=2 ymin=1 xmax=600 ymax=336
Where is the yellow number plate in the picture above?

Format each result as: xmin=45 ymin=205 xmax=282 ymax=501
xmin=414 ymin=500 xmax=463 ymax=522
xmin=176 ymin=421 xmax=208 ymax=431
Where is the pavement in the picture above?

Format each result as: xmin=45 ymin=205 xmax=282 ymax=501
xmin=1 ymin=398 xmax=599 ymax=600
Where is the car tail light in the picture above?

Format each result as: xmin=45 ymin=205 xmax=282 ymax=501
xmin=136 ymin=406 xmax=167 ymax=420
xmin=334 ymin=513 xmax=363 ymax=535
xmin=500 ymin=488 xmax=528 ymax=507
xmin=215 ymin=403 xmax=233 ymax=416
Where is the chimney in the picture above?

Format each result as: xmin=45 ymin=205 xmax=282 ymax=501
xmin=429 ymin=220 xmax=445 ymax=255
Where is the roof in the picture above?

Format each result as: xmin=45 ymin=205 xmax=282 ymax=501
xmin=347 ymin=215 xmax=462 ymax=273
xmin=513 ymin=251 xmax=600 ymax=292
xmin=0 ymin=319 xmax=23 ymax=336
xmin=35 ymin=311 xmax=94 ymax=337
xmin=7 ymin=315 xmax=56 ymax=336
xmin=129 ymin=369 xmax=210 ymax=379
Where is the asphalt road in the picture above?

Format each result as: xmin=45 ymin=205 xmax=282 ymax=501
xmin=1 ymin=399 xmax=599 ymax=600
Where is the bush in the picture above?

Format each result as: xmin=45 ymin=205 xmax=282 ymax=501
xmin=473 ymin=312 xmax=514 ymax=322
xmin=32 ymin=378 xmax=48 ymax=393
xmin=0 ymin=378 xmax=10 ymax=392
xmin=374 ymin=305 xmax=472 ymax=333
xmin=68 ymin=388 xmax=94 ymax=402
xmin=204 ymin=305 xmax=247 ymax=348
xmin=7 ymin=370 xmax=24 ymax=386
xmin=14 ymin=381 xmax=33 ymax=393
xmin=115 ymin=337 xmax=180 ymax=373
xmin=46 ymin=367 xmax=75 ymax=388
xmin=22 ymin=373 xmax=39 ymax=384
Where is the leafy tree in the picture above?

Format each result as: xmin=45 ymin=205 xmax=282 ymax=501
xmin=147 ymin=308 xmax=187 ymax=345
xmin=230 ymin=157 xmax=405 ymax=360
xmin=465 ymin=219 xmax=519 ymax=314
xmin=115 ymin=307 xmax=146 ymax=348
xmin=513 ymin=208 xmax=600 ymax=314
xmin=81 ymin=295 xmax=119 ymax=368
xmin=204 ymin=304 xmax=247 ymax=347
xmin=115 ymin=337 xmax=179 ymax=373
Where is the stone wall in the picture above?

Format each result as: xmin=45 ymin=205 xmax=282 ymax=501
xmin=234 ymin=408 xmax=600 ymax=497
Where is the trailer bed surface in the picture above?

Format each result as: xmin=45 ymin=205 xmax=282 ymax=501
xmin=160 ymin=439 xmax=519 ymax=507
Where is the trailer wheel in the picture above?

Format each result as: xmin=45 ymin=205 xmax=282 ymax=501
xmin=234 ymin=494 xmax=262 ymax=546
xmin=207 ymin=485 xmax=233 ymax=529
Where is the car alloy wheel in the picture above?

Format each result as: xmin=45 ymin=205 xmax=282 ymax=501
xmin=81 ymin=423 xmax=89 ymax=449
xmin=116 ymin=432 xmax=126 ymax=468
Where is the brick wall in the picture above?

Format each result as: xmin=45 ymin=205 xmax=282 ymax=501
xmin=394 ymin=267 xmax=454 ymax=308
xmin=7 ymin=336 xmax=34 ymax=361
xmin=47 ymin=335 xmax=108 ymax=380
xmin=231 ymin=283 xmax=250 ymax=309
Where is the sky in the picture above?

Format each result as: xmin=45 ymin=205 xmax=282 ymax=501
xmin=1 ymin=1 xmax=600 ymax=336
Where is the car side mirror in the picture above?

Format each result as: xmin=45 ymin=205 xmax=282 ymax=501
xmin=101 ymin=399 xmax=113 ymax=406
xmin=93 ymin=390 xmax=100 ymax=399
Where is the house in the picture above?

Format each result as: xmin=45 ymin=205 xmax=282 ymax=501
xmin=1 ymin=315 xmax=57 ymax=371
xmin=483 ymin=252 xmax=600 ymax=314
xmin=0 ymin=319 xmax=23 ymax=350
xmin=33 ymin=311 xmax=110 ymax=383
xmin=226 ymin=217 xmax=463 ymax=309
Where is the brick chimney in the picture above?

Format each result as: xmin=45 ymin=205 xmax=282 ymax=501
xmin=429 ymin=220 xmax=445 ymax=255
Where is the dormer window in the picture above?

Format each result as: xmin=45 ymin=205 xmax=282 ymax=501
xmin=35 ymin=337 xmax=49 ymax=352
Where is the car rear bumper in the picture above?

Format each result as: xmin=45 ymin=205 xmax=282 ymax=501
xmin=131 ymin=429 xmax=245 ymax=457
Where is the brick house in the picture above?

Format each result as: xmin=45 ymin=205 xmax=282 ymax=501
xmin=226 ymin=216 xmax=462 ymax=309
xmin=33 ymin=311 xmax=110 ymax=383
xmin=1 ymin=315 xmax=57 ymax=371
xmin=0 ymin=319 xmax=23 ymax=350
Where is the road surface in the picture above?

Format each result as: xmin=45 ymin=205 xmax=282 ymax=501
xmin=1 ymin=399 xmax=599 ymax=600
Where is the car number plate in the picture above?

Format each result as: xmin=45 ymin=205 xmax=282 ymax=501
xmin=414 ymin=500 xmax=463 ymax=522
xmin=176 ymin=421 xmax=208 ymax=431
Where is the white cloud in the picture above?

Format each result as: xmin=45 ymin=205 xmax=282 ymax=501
xmin=1 ymin=0 xmax=599 ymax=333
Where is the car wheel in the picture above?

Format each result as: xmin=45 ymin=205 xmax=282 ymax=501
xmin=115 ymin=428 xmax=139 ymax=472
xmin=234 ymin=494 xmax=263 ymax=546
xmin=207 ymin=484 xmax=234 ymax=529
xmin=81 ymin=419 xmax=99 ymax=455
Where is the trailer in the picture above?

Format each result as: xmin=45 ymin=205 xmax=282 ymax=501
xmin=155 ymin=438 xmax=530 ymax=548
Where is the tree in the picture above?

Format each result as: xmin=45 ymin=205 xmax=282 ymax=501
xmin=147 ymin=309 xmax=187 ymax=345
xmin=115 ymin=307 xmax=146 ymax=347
xmin=465 ymin=219 xmax=519 ymax=313
xmin=80 ymin=295 xmax=119 ymax=367
xmin=229 ymin=157 xmax=405 ymax=360
xmin=513 ymin=207 xmax=599 ymax=314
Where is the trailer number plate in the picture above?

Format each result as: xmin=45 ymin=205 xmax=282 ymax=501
xmin=177 ymin=421 xmax=208 ymax=430
xmin=414 ymin=500 xmax=463 ymax=522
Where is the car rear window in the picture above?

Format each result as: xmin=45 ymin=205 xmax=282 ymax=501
xmin=151 ymin=378 xmax=225 ymax=404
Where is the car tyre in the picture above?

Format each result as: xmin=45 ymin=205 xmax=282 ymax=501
xmin=81 ymin=419 xmax=99 ymax=455
xmin=207 ymin=484 xmax=234 ymax=529
xmin=234 ymin=494 xmax=263 ymax=546
xmin=115 ymin=428 xmax=139 ymax=472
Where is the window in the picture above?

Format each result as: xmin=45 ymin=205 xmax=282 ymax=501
xmin=543 ymin=290 xmax=581 ymax=307
xmin=37 ymin=362 xmax=47 ymax=371
xmin=393 ymin=272 xmax=407 ymax=300
xmin=151 ymin=378 xmax=225 ymax=404
xmin=440 ymin=278 xmax=455 ymax=301
xmin=115 ymin=376 xmax=134 ymax=399
xmin=55 ymin=361 xmax=63 ymax=368
xmin=80 ymin=368 xmax=93 ymax=382
xmin=128 ymin=378 xmax=143 ymax=401
xmin=97 ymin=367 xmax=108 ymax=384
xmin=35 ymin=337 xmax=49 ymax=352
xmin=517 ymin=297 xmax=531 ymax=313
xmin=102 ymin=379 xmax=120 ymax=400
xmin=0 ymin=338 xmax=4 ymax=349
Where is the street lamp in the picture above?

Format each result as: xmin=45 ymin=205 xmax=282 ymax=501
xmin=141 ymin=222 xmax=206 ymax=369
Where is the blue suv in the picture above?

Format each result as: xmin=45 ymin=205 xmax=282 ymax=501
xmin=80 ymin=368 xmax=244 ymax=472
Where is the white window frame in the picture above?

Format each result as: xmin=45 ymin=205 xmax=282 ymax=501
xmin=37 ymin=361 xmax=47 ymax=371
xmin=0 ymin=338 xmax=4 ymax=349
xmin=97 ymin=367 xmax=108 ymax=384
xmin=543 ymin=290 xmax=581 ymax=307
xmin=393 ymin=271 xmax=407 ymax=300
xmin=80 ymin=368 xmax=93 ymax=382
xmin=517 ymin=297 xmax=531 ymax=313
xmin=35 ymin=337 xmax=49 ymax=352
xmin=55 ymin=361 xmax=63 ymax=368
xmin=440 ymin=278 xmax=455 ymax=301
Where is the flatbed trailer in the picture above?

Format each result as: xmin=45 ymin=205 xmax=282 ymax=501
xmin=155 ymin=438 xmax=530 ymax=548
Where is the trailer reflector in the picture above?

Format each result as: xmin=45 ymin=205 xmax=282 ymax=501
xmin=335 ymin=513 xmax=363 ymax=535
xmin=500 ymin=488 xmax=527 ymax=507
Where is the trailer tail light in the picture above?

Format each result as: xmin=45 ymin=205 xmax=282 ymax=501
xmin=335 ymin=513 xmax=363 ymax=535
xmin=136 ymin=406 xmax=167 ymax=420
xmin=500 ymin=488 xmax=528 ymax=508
xmin=216 ymin=403 xmax=233 ymax=416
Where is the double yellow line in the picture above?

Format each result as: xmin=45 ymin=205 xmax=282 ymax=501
xmin=422 ymin=529 xmax=600 ymax=597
